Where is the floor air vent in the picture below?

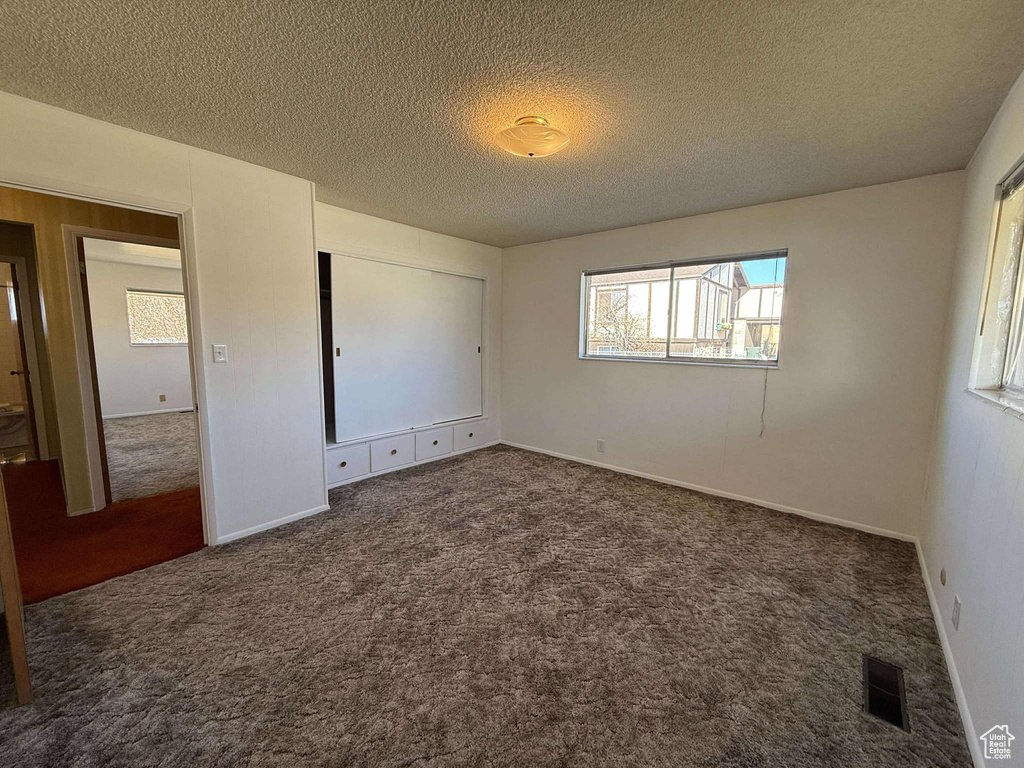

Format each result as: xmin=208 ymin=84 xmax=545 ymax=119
xmin=863 ymin=655 xmax=910 ymax=731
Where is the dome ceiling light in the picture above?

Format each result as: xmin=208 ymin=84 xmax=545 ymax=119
xmin=494 ymin=116 xmax=569 ymax=158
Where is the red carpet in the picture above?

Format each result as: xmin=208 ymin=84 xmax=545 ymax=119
xmin=4 ymin=460 xmax=204 ymax=604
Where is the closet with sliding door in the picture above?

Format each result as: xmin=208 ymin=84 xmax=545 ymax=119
xmin=318 ymin=251 xmax=486 ymax=487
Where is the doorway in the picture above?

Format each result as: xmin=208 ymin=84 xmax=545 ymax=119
xmin=0 ymin=256 xmax=45 ymax=460
xmin=0 ymin=184 xmax=206 ymax=603
xmin=71 ymin=232 xmax=200 ymax=509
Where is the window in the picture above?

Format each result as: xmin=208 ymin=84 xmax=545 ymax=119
xmin=581 ymin=251 xmax=787 ymax=365
xmin=984 ymin=169 xmax=1024 ymax=394
xmin=126 ymin=290 xmax=188 ymax=345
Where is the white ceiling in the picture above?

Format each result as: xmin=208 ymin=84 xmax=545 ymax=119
xmin=82 ymin=238 xmax=181 ymax=270
xmin=2 ymin=1 xmax=1023 ymax=247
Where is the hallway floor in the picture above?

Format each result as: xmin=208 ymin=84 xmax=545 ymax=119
xmin=4 ymin=459 xmax=203 ymax=603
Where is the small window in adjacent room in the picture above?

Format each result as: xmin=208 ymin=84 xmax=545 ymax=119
xmin=125 ymin=290 xmax=188 ymax=345
xmin=581 ymin=251 xmax=787 ymax=365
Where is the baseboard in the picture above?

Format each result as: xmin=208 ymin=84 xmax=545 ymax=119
xmin=916 ymin=542 xmax=983 ymax=768
xmin=215 ymin=503 xmax=331 ymax=545
xmin=103 ymin=407 xmax=193 ymax=419
xmin=499 ymin=440 xmax=916 ymax=543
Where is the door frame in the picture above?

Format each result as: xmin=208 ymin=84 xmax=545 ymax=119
xmin=0 ymin=179 xmax=213 ymax=546
xmin=61 ymin=225 xmax=201 ymax=518
xmin=0 ymin=253 xmax=49 ymax=459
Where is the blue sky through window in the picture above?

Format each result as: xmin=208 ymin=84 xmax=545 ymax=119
xmin=740 ymin=257 xmax=786 ymax=286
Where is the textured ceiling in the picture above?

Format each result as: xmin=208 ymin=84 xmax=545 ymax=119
xmin=2 ymin=1 xmax=1024 ymax=247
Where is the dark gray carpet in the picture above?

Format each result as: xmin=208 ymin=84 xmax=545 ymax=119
xmin=0 ymin=614 xmax=15 ymax=709
xmin=0 ymin=446 xmax=970 ymax=766
xmin=102 ymin=411 xmax=199 ymax=502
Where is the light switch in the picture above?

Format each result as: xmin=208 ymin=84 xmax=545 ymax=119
xmin=213 ymin=344 xmax=228 ymax=363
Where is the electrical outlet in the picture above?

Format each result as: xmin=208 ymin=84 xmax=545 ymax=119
xmin=159 ymin=394 xmax=166 ymax=402
xmin=952 ymin=595 xmax=961 ymax=630
xmin=596 ymin=439 xmax=606 ymax=453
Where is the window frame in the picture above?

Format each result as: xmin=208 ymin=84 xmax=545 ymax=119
xmin=1001 ymin=249 xmax=1024 ymax=395
xmin=970 ymin=158 xmax=1024 ymax=403
xmin=125 ymin=288 xmax=189 ymax=347
xmin=996 ymin=173 xmax=1024 ymax=396
xmin=579 ymin=249 xmax=788 ymax=369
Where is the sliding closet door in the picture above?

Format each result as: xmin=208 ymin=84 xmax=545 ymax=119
xmin=430 ymin=272 xmax=483 ymax=423
xmin=332 ymin=255 xmax=433 ymax=442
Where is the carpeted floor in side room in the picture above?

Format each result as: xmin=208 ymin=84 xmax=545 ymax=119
xmin=0 ymin=446 xmax=971 ymax=767
xmin=102 ymin=411 xmax=200 ymax=502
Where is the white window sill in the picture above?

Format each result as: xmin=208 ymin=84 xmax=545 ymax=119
xmin=579 ymin=354 xmax=778 ymax=370
xmin=967 ymin=388 xmax=1024 ymax=420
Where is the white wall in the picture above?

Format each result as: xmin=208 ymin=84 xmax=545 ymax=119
xmin=315 ymin=202 xmax=502 ymax=447
xmin=920 ymin=71 xmax=1024 ymax=767
xmin=84 ymin=260 xmax=193 ymax=417
xmin=0 ymin=91 xmax=326 ymax=543
xmin=502 ymin=172 xmax=964 ymax=538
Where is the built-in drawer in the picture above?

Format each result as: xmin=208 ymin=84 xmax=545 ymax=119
xmin=453 ymin=422 xmax=486 ymax=452
xmin=416 ymin=427 xmax=453 ymax=461
xmin=370 ymin=433 xmax=415 ymax=472
xmin=325 ymin=443 xmax=370 ymax=485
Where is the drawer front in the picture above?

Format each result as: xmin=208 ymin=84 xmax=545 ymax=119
xmin=370 ymin=434 xmax=416 ymax=472
xmin=453 ymin=422 xmax=486 ymax=451
xmin=416 ymin=427 xmax=453 ymax=461
xmin=326 ymin=443 xmax=370 ymax=485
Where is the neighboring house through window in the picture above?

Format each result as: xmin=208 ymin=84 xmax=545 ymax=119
xmin=581 ymin=251 xmax=787 ymax=365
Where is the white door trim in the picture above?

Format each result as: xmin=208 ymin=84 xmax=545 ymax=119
xmin=59 ymin=224 xmax=211 ymax=544
xmin=62 ymin=225 xmax=183 ymax=513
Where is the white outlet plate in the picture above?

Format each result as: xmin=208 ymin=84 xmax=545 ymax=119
xmin=596 ymin=439 xmax=606 ymax=453
xmin=213 ymin=344 xmax=228 ymax=363
xmin=952 ymin=595 xmax=961 ymax=630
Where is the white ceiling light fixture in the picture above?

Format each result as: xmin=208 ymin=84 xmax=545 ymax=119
xmin=494 ymin=116 xmax=570 ymax=158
